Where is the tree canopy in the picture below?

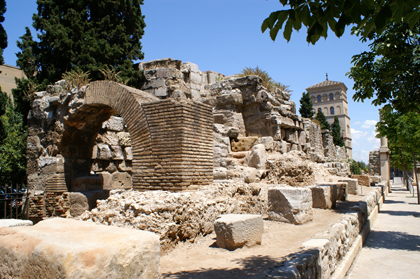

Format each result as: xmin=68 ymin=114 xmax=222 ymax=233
xmin=0 ymin=0 xmax=7 ymax=64
xmin=17 ymin=0 xmax=146 ymax=88
xmin=348 ymin=21 xmax=420 ymax=112
xmin=331 ymin=116 xmax=345 ymax=146
xmin=376 ymin=109 xmax=420 ymax=202
xmin=315 ymin=109 xmax=330 ymax=130
xmin=299 ymin=91 xmax=315 ymax=119
xmin=261 ymin=0 xmax=420 ymax=44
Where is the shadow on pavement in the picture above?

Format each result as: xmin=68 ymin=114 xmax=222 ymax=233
xmin=364 ymin=231 xmax=420 ymax=251
xmin=379 ymin=210 xmax=420 ymax=216
xmin=383 ymin=200 xmax=405 ymax=204
xmin=162 ymin=255 xmax=283 ymax=279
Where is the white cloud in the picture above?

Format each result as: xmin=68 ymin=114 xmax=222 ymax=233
xmin=352 ymin=139 xmax=360 ymax=147
xmin=351 ymin=128 xmax=368 ymax=140
xmin=367 ymin=130 xmax=380 ymax=148
xmin=362 ymin=120 xmax=377 ymax=129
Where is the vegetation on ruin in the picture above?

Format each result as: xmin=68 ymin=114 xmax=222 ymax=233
xmin=315 ymin=109 xmax=330 ymax=130
xmin=262 ymin=0 xmax=420 ymax=44
xmin=239 ymin=66 xmax=290 ymax=93
xmin=62 ymin=69 xmax=91 ymax=91
xmin=331 ymin=116 xmax=345 ymax=147
xmin=299 ymin=92 xmax=315 ymax=119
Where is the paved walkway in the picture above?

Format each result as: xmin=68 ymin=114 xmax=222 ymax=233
xmin=346 ymin=178 xmax=420 ymax=278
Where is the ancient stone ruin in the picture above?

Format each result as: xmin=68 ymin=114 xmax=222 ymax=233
xmin=26 ymin=58 xmax=349 ymax=220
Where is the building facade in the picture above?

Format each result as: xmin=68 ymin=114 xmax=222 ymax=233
xmin=306 ymin=78 xmax=352 ymax=158
xmin=0 ymin=64 xmax=25 ymax=100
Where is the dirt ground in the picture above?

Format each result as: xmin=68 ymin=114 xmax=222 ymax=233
xmin=161 ymin=186 xmax=374 ymax=279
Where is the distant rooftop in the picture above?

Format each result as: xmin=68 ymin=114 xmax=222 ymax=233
xmin=306 ymin=79 xmax=347 ymax=91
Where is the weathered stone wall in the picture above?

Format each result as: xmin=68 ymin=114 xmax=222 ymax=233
xmin=261 ymin=185 xmax=386 ymax=279
xmin=369 ymin=150 xmax=380 ymax=176
xmin=26 ymin=80 xmax=214 ymax=218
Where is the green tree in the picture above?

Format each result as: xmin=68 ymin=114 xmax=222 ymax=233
xmin=19 ymin=0 xmax=146 ymax=89
xmin=350 ymin=159 xmax=362 ymax=175
xmin=0 ymin=0 xmax=6 ymax=64
xmin=315 ymin=109 xmax=330 ymax=130
xmin=299 ymin=92 xmax=315 ymax=119
xmin=331 ymin=116 xmax=345 ymax=146
xmin=261 ymin=0 xmax=420 ymax=44
xmin=376 ymin=110 xmax=420 ymax=203
xmin=348 ymin=22 xmax=420 ymax=113
xmin=0 ymin=94 xmax=27 ymax=185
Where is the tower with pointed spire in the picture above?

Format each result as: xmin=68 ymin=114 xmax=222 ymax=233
xmin=306 ymin=77 xmax=352 ymax=158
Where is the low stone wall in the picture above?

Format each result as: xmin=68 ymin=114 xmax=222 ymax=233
xmin=260 ymin=184 xmax=387 ymax=279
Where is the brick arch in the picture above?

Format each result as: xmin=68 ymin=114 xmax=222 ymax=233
xmin=83 ymin=81 xmax=214 ymax=191
xmin=84 ymin=81 xmax=159 ymax=189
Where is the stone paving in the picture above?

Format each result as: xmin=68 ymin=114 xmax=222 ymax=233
xmin=346 ymin=177 xmax=420 ymax=279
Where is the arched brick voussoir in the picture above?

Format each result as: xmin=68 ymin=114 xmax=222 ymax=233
xmin=85 ymin=80 xmax=160 ymax=188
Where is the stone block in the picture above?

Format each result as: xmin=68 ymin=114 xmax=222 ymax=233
xmin=309 ymin=185 xmax=337 ymax=209
xmin=214 ymin=167 xmax=227 ymax=180
xmin=124 ymin=147 xmax=133 ymax=160
xmin=71 ymin=176 xmax=103 ymax=192
xmin=112 ymin=172 xmax=132 ymax=189
xmin=214 ymin=214 xmax=263 ymax=250
xmin=110 ymin=145 xmax=124 ymax=160
xmin=154 ymin=87 xmax=168 ymax=97
xmin=316 ymin=182 xmax=347 ymax=201
xmin=231 ymin=137 xmax=258 ymax=152
xmin=99 ymin=172 xmax=112 ymax=190
xmin=338 ymin=178 xmax=359 ymax=195
xmin=243 ymin=167 xmax=259 ymax=183
xmin=155 ymin=68 xmax=172 ymax=78
xmin=352 ymin=175 xmax=370 ymax=187
xmin=268 ymin=186 xmax=313 ymax=224
xmin=255 ymin=136 xmax=274 ymax=151
xmin=0 ymin=218 xmax=160 ymax=278
xmin=102 ymin=116 xmax=124 ymax=132
xmin=68 ymin=192 xmax=89 ymax=217
xmin=184 ymin=62 xmax=200 ymax=73
xmin=370 ymin=176 xmax=381 ymax=183
xmin=247 ymin=144 xmax=266 ymax=169
xmin=82 ymin=190 xmax=110 ymax=209
xmin=97 ymin=143 xmax=112 ymax=160
xmin=190 ymin=72 xmax=202 ymax=84
xmin=117 ymin=132 xmax=131 ymax=147
xmin=101 ymin=131 xmax=119 ymax=146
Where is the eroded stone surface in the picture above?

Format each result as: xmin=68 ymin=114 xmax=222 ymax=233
xmin=310 ymin=184 xmax=337 ymax=209
xmin=0 ymin=218 xmax=160 ymax=279
xmin=214 ymin=214 xmax=263 ymax=250
xmin=267 ymin=186 xmax=313 ymax=224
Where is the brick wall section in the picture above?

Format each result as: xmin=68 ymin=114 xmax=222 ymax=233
xmin=134 ymin=99 xmax=213 ymax=191
xmin=86 ymin=81 xmax=213 ymax=191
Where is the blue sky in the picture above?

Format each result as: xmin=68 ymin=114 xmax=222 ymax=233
xmin=2 ymin=0 xmax=381 ymax=163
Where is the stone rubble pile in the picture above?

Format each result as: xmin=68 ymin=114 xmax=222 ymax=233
xmin=79 ymin=180 xmax=267 ymax=251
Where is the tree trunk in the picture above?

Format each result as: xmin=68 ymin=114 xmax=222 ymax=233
xmin=403 ymin=171 xmax=409 ymax=190
xmin=412 ymin=153 xmax=420 ymax=204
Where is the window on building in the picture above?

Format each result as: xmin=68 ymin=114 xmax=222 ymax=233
xmin=317 ymin=95 xmax=321 ymax=103
xmin=330 ymin=93 xmax=333 ymax=101
xmin=330 ymin=106 xmax=334 ymax=115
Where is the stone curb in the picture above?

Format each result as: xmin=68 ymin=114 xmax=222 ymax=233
xmin=330 ymin=184 xmax=387 ymax=279
xmin=261 ymin=183 xmax=388 ymax=278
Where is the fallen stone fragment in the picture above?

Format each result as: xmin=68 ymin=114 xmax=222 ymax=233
xmin=268 ymin=186 xmax=313 ymax=224
xmin=309 ymin=184 xmax=337 ymax=209
xmin=214 ymin=214 xmax=263 ymax=250
xmin=0 ymin=218 xmax=160 ymax=279
xmin=316 ymin=182 xmax=348 ymax=201
xmin=338 ymin=178 xmax=359 ymax=195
